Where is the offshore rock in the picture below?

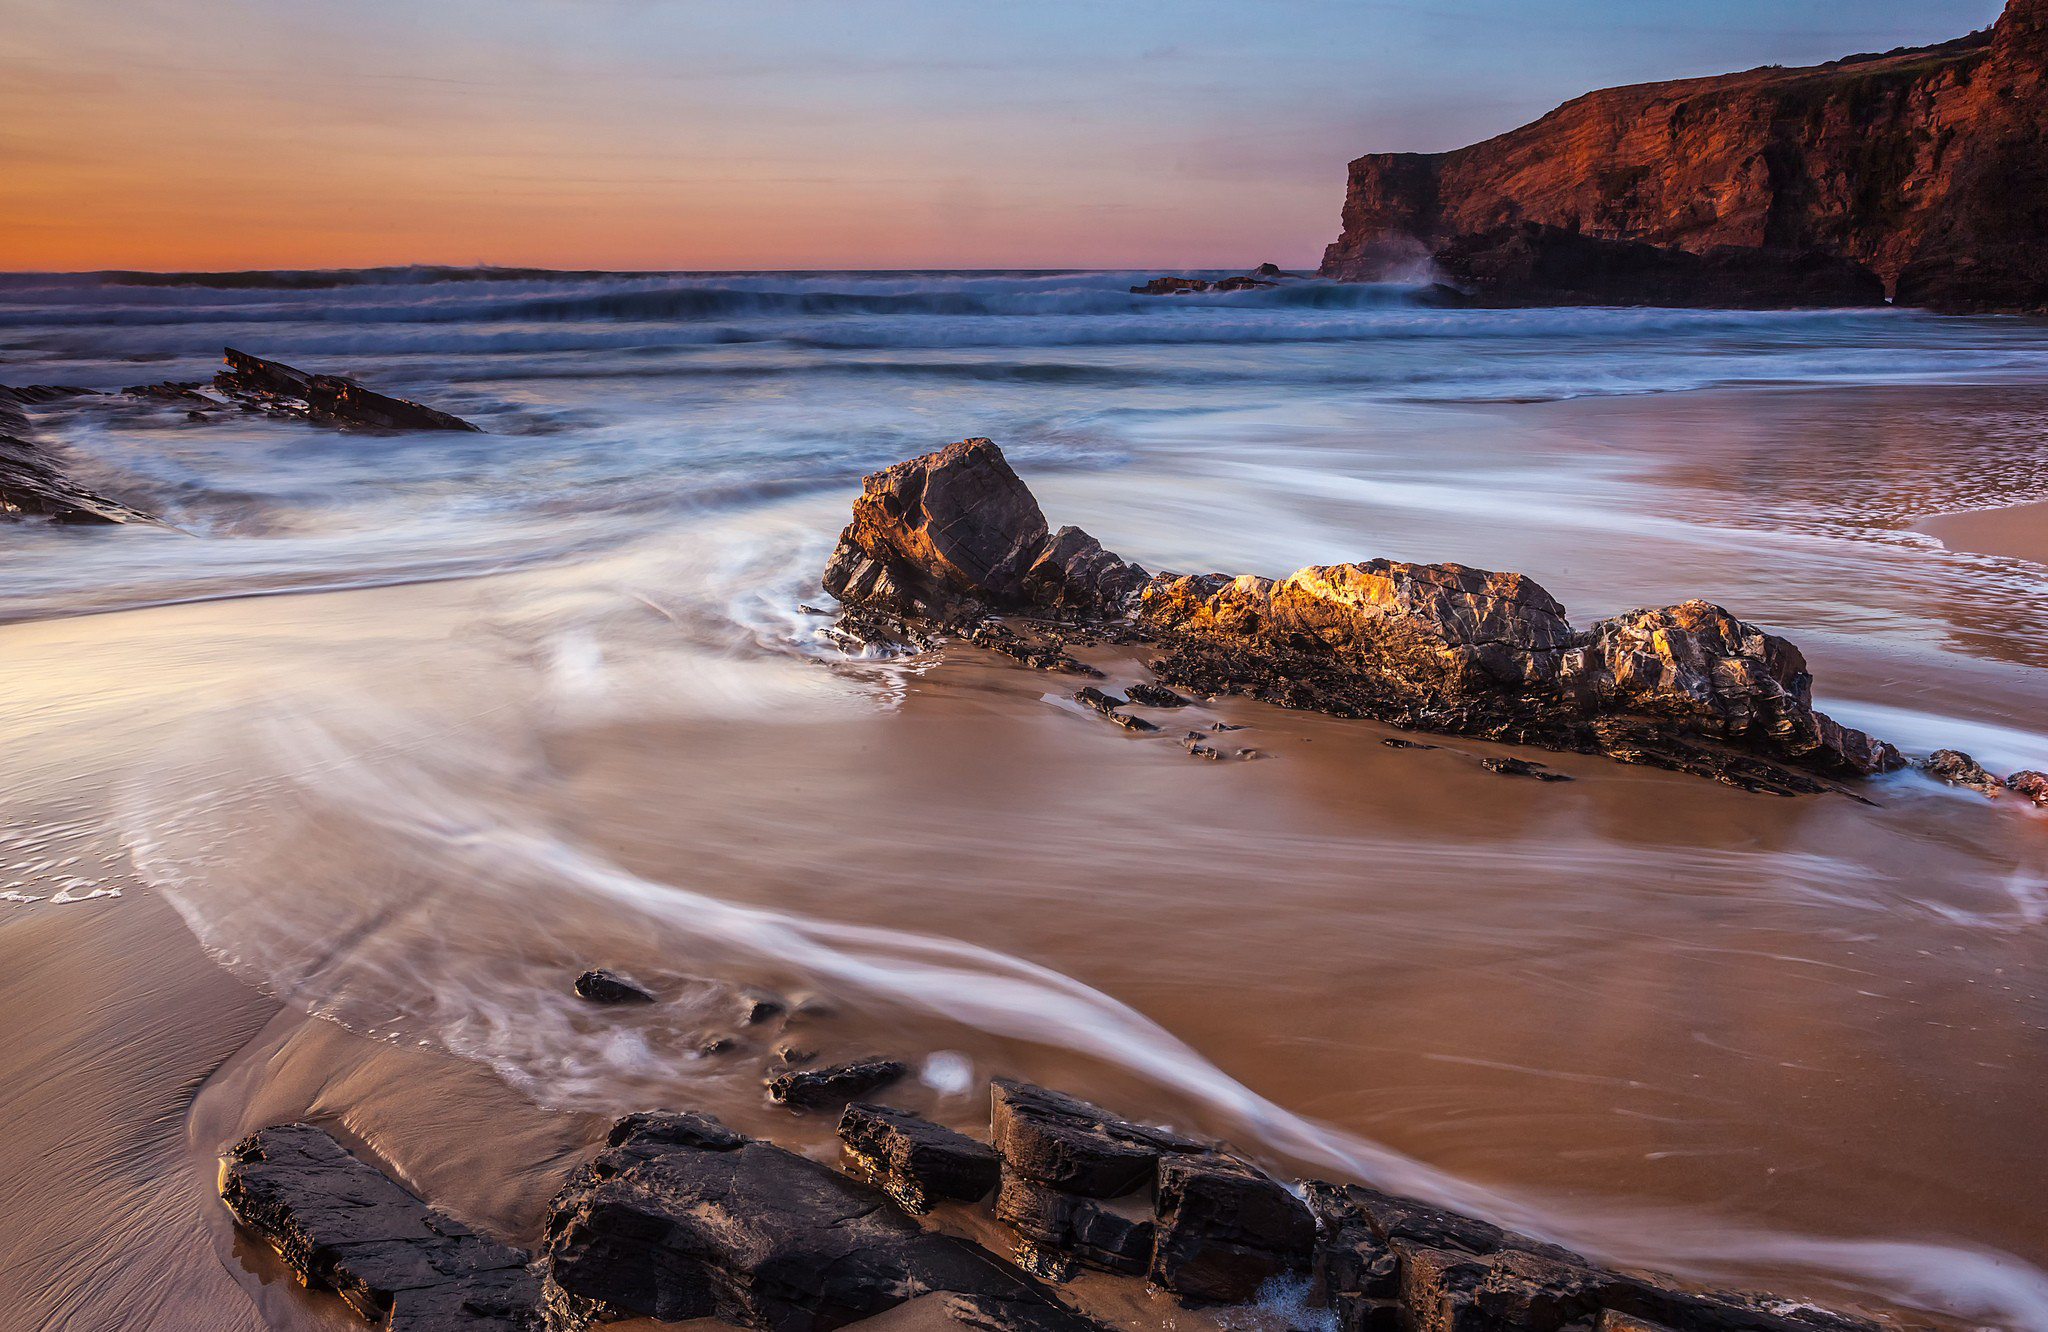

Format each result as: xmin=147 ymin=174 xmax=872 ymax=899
xmin=1429 ymin=224 xmax=1885 ymax=308
xmin=540 ymin=1112 xmax=1077 ymax=1332
xmin=1149 ymin=1153 xmax=1315 ymax=1303
xmin=1320 ymin=0 xmax=2048 ymax=313
xmin=572 ymin=968 xmax=655 ymax=1004
xmin=219 ymin=1124 xmax=540 ymax=1331
xmin=0 ymin=388 xmax=158 ymax=524
xmin=989 ymin=1079 xmax=1204 ymax=1198
xmin=216 ymin=347 xmax=482 ymax=432
xmin=839 ymin=1103 xmax=1002 ymax=1212
xmin=2009 ymin=770 xmax=2048 ymax=806
xmin=1923 ymin=749 xmax=2004 ymax=795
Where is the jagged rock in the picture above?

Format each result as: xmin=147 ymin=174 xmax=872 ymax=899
xmin=0 ymin=390 xmax=157 ymax=525
xmin=215 ymin=348 xmax=481 ymax=432
xmin=740 ymin=988 xmax=789 ymax=1024
xmin=1122 ymin=683 xmax=1189 ymax=708
xmin=572 ymin=968 xmax=655 ymax=1004
xmin=988 ymin=1079 xmax=1202 ymax=1198
xmin=839 ymin=1103 xmax=1002 ymax=1212
xmin=767 ymin=1057 xmax=908 ymax=1110
xmin=822 ymin=438 xmax=1051 ymax=620
xmin=1922 ymin=749 xmax=2005 ymax=795
xmin=541 ymin=1112 xmax=1078 ymax=1332
xmin=1149 ymin=1153 xmax=1314 ymax=1303
xmin=1483 ymin=757 xmax=1572 ymax=782
xmin=2009 ymin=770 xmax=2048 ymax=805
xmin=993 ymin=1173 xmax=1154 ymax=1277
xmin=1129 ymin=277 xmax=1212 ymax=295
xmin=1024 ymin=526 xmax=1151 ymax=614
xmin=1072 ymin=687 xmax=1159 ymax=732
xmin=218 ymin=1123 xmax=539 ymax=1331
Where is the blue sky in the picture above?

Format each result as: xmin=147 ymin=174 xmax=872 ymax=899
xmin=1 ymin=0 xmax=2007 ymax=269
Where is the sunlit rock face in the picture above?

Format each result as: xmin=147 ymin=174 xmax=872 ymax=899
xmin=1321 ymin=0 xmax=2048 ymax=314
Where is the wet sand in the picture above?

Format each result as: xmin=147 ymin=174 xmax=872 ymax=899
xmin=4 ymin=382 xmax=2048 ymax=1332
xmin=1920 ymin=498 xmax=2048 ymax=568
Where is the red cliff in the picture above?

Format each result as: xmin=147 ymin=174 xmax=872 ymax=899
xmin=1322 ymin=0 xmax=2048 ymax=311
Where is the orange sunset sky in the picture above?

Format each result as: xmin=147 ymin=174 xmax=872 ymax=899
xmin=3 ymin=0 xmax=2002 ymax=272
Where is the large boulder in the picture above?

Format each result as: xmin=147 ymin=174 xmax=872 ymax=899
xmin=218 ymin=1123 xmax=540 ymax=1331
xmin=541 ymin=1112 xmax=1076 ymax=1332
xmin=1149 ymin=1153 xmax=1315 ymax=1302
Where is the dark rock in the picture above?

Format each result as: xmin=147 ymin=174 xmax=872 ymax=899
xmin=988 ymin=1079 xmax=1202 ymax=1198
xmin=1130 ymin=277 xmax=1212 ymax=295
xmin=1122 ymin=683 xmax=1189 ymax=708
xmin=971 ymin=622 xmax=1103 ymax=676
xmin=1150 ymin=1152 xmax=1314 ymax=1303
xmin=572 ymin=969 xmax=655 ymax=1004
xmin=1211 ymin=275 xmax=1279 ymax=292
xmin=1425 ymin=225 xmax=1886 ymax=309
xmin=740 ymin=989 xmax=788 ymax=1024
xmin=839 ymin=1103 xmax=1002 ymax=1212
xmin=821 ymin=438 xmax=1051 ymax=620
xmin=2009 ymin=770 xmax=2048 ymax=805
xmin=1024 ymin=526 xmax=1151 ymax=615
xmin=767 ymin=1057 xmax=908 ymax=1110
xmin=0 ymin=390 xmax=158 ymax=525
xmin=1072 ymin=687 xmax=1159 ymax=732
xmin=1482 ymin=757 xmax=1573 ymax=782
xmin=697 ymin=1033 xmax=741 ymax=1056
xmin=777 ymin=1043 xmax=818 ymax=1065
xmin=218 ymin=1123 xmax=539 ymax=1331
xmin=603 ymin=1110 xmax=748 ymax=1156
xmin=1923 ymin=749 xmax=2004 ymax=795
xmin=215 ymin=348 xmax=481 ymax=432
xmin=1383 ymin=738 xmax=1438 ymax=750
xmin=541 ymin=1112 xmax=1077 ymax=1332
xmin=1253 ymin=263 xmax=1286 ymax=278
xmin=993 ymin=1173 xmax=1154 ymax=1276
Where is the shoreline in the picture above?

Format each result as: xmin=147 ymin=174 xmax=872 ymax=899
xmin=1916 ymin=497 xmax=2048 ymax=568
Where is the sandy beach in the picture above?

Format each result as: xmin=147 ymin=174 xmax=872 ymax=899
xmin=1919 ymin=497 xmax=2048 ymax=568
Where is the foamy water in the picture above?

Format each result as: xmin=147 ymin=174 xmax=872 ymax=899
xmin=6 ymin=268 xmax=2048 ymax=1332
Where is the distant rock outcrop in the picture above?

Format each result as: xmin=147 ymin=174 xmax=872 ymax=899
xmin=215 ymin=348 xmax=482 ymax=432
xmin=1322 ymin=0 xmax=2048 ymax=312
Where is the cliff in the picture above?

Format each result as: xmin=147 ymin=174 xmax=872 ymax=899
xmin=1322 ymin=0 xmax=2048 ymax=312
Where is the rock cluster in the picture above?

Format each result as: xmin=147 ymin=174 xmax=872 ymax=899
xmin=216 ymin=348 xmax=482 ymax=431
xmin=819 ymin=439 xmax=1906 ymax=794
xmin=219 ymin=1124 xmax=540 ymax=1331
xmin=1923 ymin=750 xmax=2048 ymax=805
xmin=220 ymin=1085 xmax=1900 ymax=1332
xmin=1319 ymin=0 xmax=2048 ymax=313
xmin=1128 ymin=266 xmax=1292 ymax=296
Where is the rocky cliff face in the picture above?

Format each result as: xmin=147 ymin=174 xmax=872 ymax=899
xmin=1322 ymin=0 xmax=2048 ymax=311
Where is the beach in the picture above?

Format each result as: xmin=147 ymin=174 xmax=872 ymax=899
xmin=3 ymin=270 xmax=2047 ymax=1332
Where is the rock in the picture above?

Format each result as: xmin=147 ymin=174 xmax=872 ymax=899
xmin=1122 ymin=683 xmax=1189 ymax=708
xmin=1072 ymin=687 xmax=1159 ymax=732
xmin=1572 ymin=601 xmax=1902 ymax=777
xmin=1320 ymin=0 xmax=2048 ymax=314
xmin=988 ymin=1079 xmax=1202 ymax=1198
xmin=993 ymin=1173 xmax=1155 ymax=1276
xmin=839 ymin=1103 xmax=1002 ymax=1212
xmin=1483 ymin=757 xmax=1572 ymax=782
xmin=1383 ymin=738 xmax=1437 ymax=750
xmin=1923 ymin=749 xmax=2005 ymax=795
xmin=1024 ymin=526 xmax=1151 ymax=614
xmin=698 ymin=1032 xmax=742 ymax=1056
xmin=572 ymin=968 xmax=655 ymax=1004
xmin=1129 ymin=277 xmax=1212 ymax=295
xmin=218 ymin=1123 xmax=539 ymax=1330
xmin=541 ymin=1112 xmax=1078 ymax=1332
xmin=2008 ymin=770 xmax=2048 ymax=805
xmin=215 ymin=348 xmax=482 ymax=431
xmin=822 ymin=438 xmax=1052 ymax=620
xmin=1210 ymin=275 xmax=1279 ymax=292
xmin=739 ymin=988 xmax=789 ymax=1024
xmin=767 ymin=1057 xmax=908 ymax=1110
xmin=1426 ymin=225 xmax=1885 ymax=309
xmin=0 ymin=390 xmax=158 ymax=525
xmin=1149 ymin=1152 xmax=1314 ymax=1303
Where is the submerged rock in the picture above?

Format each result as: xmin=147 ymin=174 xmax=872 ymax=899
xmin=219 ymin=1123 xmax=539 ymax=1330
xmin=767 ymin=1057 xmax=908 ymax=1110
xmin=839 ymin=1103 xmax=1002 ymax=1211
xmin=818 ymin=439 xmax=1904 ymax=794
xmin=541 ymin=1112 xmax=1082 ymax=1332
xmin=215 ymin=347 xmax=482 ymax=432
xmin=572 ymin=968 xmax=655 ymax=1004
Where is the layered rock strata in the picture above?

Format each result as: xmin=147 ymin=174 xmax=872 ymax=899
xmin=1321 ymin=0 xmax=2048 ymax=312
xmin=818 ymin=440 xmax=1903 ymax=793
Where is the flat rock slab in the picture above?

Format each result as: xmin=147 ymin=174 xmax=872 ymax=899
xmin=840 ymin=1103 xmax=1002 ymax=1211
xmin=768 ymin=1057 xmax=908 ymax=1109
xmin=542 ymin=1111 xmax=1078 ymax=1332
xmin=989 ymin=1079 xmax=1203 ymax=1198
xmin=218 ymin=1123 xmax=539 ymax=1331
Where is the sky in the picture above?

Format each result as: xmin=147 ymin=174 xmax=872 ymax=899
xmin=0 ymin=0 xmax=2008 ymax=272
